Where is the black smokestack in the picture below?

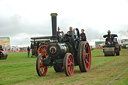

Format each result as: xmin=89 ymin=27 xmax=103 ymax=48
xmin=50 ymin=13 xmax=58 ymax=40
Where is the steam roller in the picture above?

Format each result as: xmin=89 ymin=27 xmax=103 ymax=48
xmin=103 ymin=30 xmax=121 ymax=56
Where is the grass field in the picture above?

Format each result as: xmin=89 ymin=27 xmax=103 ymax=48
xmin=0 ymin=49 xmax=128 ymax=85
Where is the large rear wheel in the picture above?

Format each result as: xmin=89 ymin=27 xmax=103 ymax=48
xmin=36 ymin=54 xmax=48 ymax=76
xmin=77 ymin=41 xmax=91 ymax=72
xmin=64 ymin=53 xmax=74 ymax=76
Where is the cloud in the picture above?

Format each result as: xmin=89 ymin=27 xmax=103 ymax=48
xmin=0 ymin=15 xmax=52 ymax=36
xmin=0 ymin=0 xmax=128 ymax=46
xmin=118 ymin=25 xmax=128 ymax=39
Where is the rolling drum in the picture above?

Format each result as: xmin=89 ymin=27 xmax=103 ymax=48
xmin=77 ymin=41 xmax=91 ymax=72
xmin=103 ymin=47 xmax=115 ymax=56
xmin=104 ymin=52 xmax=115 ymax=56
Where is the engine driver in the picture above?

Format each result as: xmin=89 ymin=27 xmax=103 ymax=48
xmin=66 ymin=26 xmax=73 ymax=37
xmin=64 ymin=27 xmax=73 ymax=42
xmin=105 ymin=30 xmax=111 ymax=44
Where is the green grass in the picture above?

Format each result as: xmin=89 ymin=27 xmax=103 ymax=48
xmin=0 ymin=49 xmax=128 ymax=85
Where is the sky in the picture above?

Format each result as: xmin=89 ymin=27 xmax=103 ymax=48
xmin=0 ymin=0 xmax=128 ymax=46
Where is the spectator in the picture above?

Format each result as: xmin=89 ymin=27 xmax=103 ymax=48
xmin=27 ymin=46 xmax=30 ymax=57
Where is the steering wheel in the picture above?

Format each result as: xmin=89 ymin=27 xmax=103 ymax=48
xmin=71 ymin=28 xmax=80 ymax=51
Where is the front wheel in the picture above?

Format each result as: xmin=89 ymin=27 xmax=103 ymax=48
xmin=36 ymin=54 xmax=48 ymax=76
xmin=64 ymin=53 xmax=74 ymax=76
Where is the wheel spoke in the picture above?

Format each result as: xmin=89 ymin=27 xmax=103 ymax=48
xmin=86 ymin=53 xmax=89 ymax=59
xmin=40 ymin=63 xmax=44 ymax=67
xmin=67 ymin=64 xmax=70 ymax=66
xmin=67 ymin=64 xmax=71 ymax=73
xmin=40 ymin=67 xmax=44 ymax=71
xmin=64 ymin=53 xmax=74 ymax=76
xmin=38 ymin=45 xmax=48 ymax=56
xmin=84 ymin=54 xmax=89 ymax=67
xmin=68 ymin=58 xmax=73 ymax=74
xmin=68 ymin=58 xmax=70 ymax=63
xmin=85 ymin=59 xmax=89 ymax=65
xmin=84 ymin=45 xmax=90 ymax=67
xmin=36 ymin=54 xmax=48 ymax=76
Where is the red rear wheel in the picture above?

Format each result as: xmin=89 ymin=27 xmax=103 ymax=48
xmin=77 ymin=41 xmax=91 ymax=72
xmin=36 ymin=54 xmax=48 ymax=76
xmin=64 ymin=53 xmax=74 ymax=76
xmin=83 ymin=42 xmax=91 ymax=71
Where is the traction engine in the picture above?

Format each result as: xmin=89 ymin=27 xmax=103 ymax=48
xmin=31 ymin=13 xmax=91 ymax=76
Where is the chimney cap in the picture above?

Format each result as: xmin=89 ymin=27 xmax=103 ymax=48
xmin=51 ymin=13 xmax=58 ymax=16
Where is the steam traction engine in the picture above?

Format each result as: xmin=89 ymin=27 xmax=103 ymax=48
xmin=31 ymin=13 xmax=91 ymax=76
xmin=0 ymin=45 xmax=8 ymax=60
xmin=30 ymin=40 xmax=50 ymax=57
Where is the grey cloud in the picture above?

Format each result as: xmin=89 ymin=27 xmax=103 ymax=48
xmin=118 ymin=25 xmax=128 ymax=36
xmin=0 ymin=14 xmax=128 ymax=46
xmin=0 ymin=15 xmax=52 ymax=37
xmin=85 ymin=27 xmax=104 ymax=41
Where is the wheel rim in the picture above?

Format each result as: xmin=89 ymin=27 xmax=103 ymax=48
xmin=38 ymin=55 xmax=48 ymax=76
xmin=64 ymin=53 xmax=74 ymax=76
xmin=67 ymin=55 xmax=74 ymax=75
xmin=38 ymin=45 xmax=48 ymax=57
xmin=83 ymin=43 xmax=91 ymax=71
